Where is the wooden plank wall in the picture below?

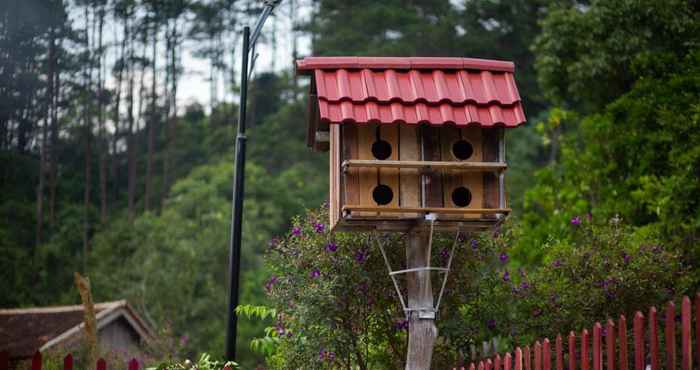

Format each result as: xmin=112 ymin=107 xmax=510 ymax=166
xmin=482 ymin=128 xmax=501 ymax=219
xmin=439 ymin=126 xmax=484 ymax=219
xmin=399 ymin=126 xmax=421 ymax=217
xmin=337 ymin=124 xmax=504 ymax=222
xmin=454 ymin=293 xmax=700 ymax=370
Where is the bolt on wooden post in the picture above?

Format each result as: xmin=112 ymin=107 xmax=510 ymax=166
xmin=297 ymin=56 xmax=526 ymax=369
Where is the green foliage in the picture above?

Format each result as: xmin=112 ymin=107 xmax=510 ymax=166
xmin=533 ymin=0 xmax=700 ymax=110
xmin=236 ymin=305 xmax=280 ymax=356
xmin=147 ymin=353 xmax=239 ymax=370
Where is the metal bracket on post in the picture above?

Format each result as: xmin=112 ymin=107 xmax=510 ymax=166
xmin=373 ymin=214 xmax=461 ymax=321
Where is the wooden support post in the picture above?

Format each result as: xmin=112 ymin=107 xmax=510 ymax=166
xmin=406 ymin=230 xmax=437 ymax=370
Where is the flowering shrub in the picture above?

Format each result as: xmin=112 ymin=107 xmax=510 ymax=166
xmin=259 ymin=207 xmax=694 ymax=368
xmin=261 ymin=206 xmax=509 ymax=368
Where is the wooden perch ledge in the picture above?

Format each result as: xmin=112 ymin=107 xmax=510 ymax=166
xmin=341 ymin=159 xmax=507 ymax=173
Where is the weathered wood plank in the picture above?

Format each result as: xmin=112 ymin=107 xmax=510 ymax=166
xmin=399 ymin=125 xmax=421 ymax=217
xmin=379 ymin=124 xmax=400 ymax=213
xmin=405 ymin=231 xmax=436 ymax=370
xmin=342 ymin=124 xmax=360 ymax=210
xmin=421 ymin=125 xmax=443 ymax=207
xmin=358 ymin=124 xmax=377 ymax=216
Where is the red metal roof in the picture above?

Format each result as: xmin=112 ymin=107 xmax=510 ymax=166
xmin=297 ymin=57 xmax=526 ymax=129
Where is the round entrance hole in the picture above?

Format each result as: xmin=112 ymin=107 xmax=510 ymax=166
xmin=372 ymin=184 xmax=394 ymax=205
xmin=452 ymin=140 xmax=474 ymax=160
xmin=451 ymin=186 xmax=472 ymax=207
xmin=372 ymin=139 xmax=392 ymax=160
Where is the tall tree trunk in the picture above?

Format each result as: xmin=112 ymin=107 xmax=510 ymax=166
xmin=111 ymin=8 xmax=127 ymax=207
xmin=144 ymin=20 xmax=157 ymax=212
xmin=37 ymin=26 xmax=55 ymax=245
xmin=48 ymin=34 xmax=61 ymax=228
xmin=161 ymin=20 xmax=178 ymax=209
xmin=83 ymin=4 xmax=95 ymax=271
xmin=97 ymin=5 xmax=107 ymax=223
xmin=126 ymin=13 xmax=137 ymax=222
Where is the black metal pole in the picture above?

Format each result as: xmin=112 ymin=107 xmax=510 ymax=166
xmin=225 ymin=26 xmax=250 ymax=362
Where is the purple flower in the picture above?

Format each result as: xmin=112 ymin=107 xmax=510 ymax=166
xmin=268 ymin=237 xmax=280 ymax=249
xmin=502 ymin=270 xmax=510 ymax=282
xmin=440 ymin=248 xmax=450 ymax=260
xmin=520 ymin=282 xmax=530 ymax=290
xmin=394 ymin=319 xmax=409 ymax=331
xmin=487 ymin=319 xmax=496 ymax=329
xmin=355 ymin=250 xmax=368 ymax=263
xmin=552 ymin=259 xmax=562 ymax=268
xmin=310 ymin=268 xmax=321 ymax=278
xmin=623 ymin=253 xmax=631 ymax=264
xmin=314 ymin=222 xmax=326 ymax=233
xmin=265 ymin=275 xmax=278 ymax=292
xmin=571 ymin=216 xmax=582 ymax=225
xmin=179 ymin=335 xmax=188 ymax=347
xmin=292 ymin=226 xmax=302 ymax=237
xmin=318 ymin=349 xmax=336 ymax=361
xmin=499 ymin=252 xmax=509 ymax=263
xmin=325 ymin=242 xmax=338 ymax=252
xmin=470 ymin=239 xmax=479 ymax=250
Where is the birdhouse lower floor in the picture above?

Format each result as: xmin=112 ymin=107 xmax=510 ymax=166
xmin=328 ymin=123 xmax=509 ymax=232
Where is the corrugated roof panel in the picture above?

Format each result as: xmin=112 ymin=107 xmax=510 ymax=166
xmin=299 ymin=56 xmax=526 ymax=132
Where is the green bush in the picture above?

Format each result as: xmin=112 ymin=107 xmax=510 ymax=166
xmin=257 ymin=207 xmax=694 ymax=368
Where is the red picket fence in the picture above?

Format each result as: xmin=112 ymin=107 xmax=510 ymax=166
xmin=455 ymin=293 xmax=700 ymax=370
xmin=0 ymin=351 xmax=140 ymax=370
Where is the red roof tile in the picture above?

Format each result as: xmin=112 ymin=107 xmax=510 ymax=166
xmin=297 ymin=56 xmax=526 ymax=129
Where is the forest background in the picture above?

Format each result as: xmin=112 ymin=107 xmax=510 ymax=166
xmin=1 ymin=0 xmax=699 ymax=368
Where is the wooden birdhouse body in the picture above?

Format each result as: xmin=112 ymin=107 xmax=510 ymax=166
xmin=298 ymin=57 xmax=525 ymax=232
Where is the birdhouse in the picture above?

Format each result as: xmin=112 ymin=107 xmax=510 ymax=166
xmin=297 ymin=57 xmax=526 ymax=232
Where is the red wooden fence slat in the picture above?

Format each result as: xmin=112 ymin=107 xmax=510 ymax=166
xmin=64 ymin=354 xmax=73 ymax=370
xmin=128 ymin=358 xmax=139 ymax=370
xmin=633 ymin=311 xmax=644 ymax=370
xmin=534 ymin=342 xmax=542 ymax=370
xmin=487 ymin=359 xmax=493 ymax=370
xmin=31 ymin=351 xmax=41 ymax=370
xmin=696 ymin=293 xmax=700 ymax=370
xmin=470 ymin=364 xmax=476 ymax=370
xmin=593 ymin=323 xmax=601 ymax=370
xmin=619 ymin=315 xmax=628 ymax=370
xmin=525 ymin=346 xmax=531 ymax=370
xmin=0 ymin=351 xmax=8 ymax=370
xmin=581 ymin=329 xmax=589 ymax=370
xmin=555 ymin=335 xmax=563 ymax=370
xmin=505 ymin=352 xmax=512 ymax=370
xmin=649 ymin=307 xmax=659 ymax=370
xmin=479 ymin=360 xmax=485 ymax=370
xmin=569 ymin=332 xmax=576 ymax=370
xmin=666 ymin=302 xmax=676 ymax=370
xmin=96 ymin=358 xmax=106 ymax=370
xmin=606 ymin=319 xmax=615 ymax=370
xmin=516 ymin=348 xmax=523 ymax=370
xmin=681 ymin=296 xmax=691 ymax=370
xmin=495 ymin=354 xmax=502 ymax=370
xmin=543 ymin=339 xmax=551 ymax=370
